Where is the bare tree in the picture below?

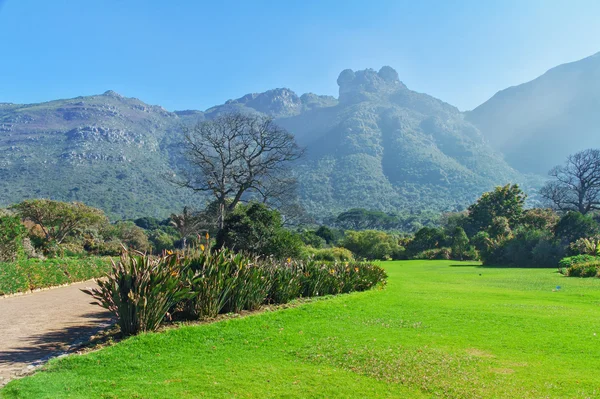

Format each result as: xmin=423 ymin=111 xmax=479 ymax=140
xmin=540 ymin=149 xmax=600 ymax=214
xmin=175 ymin=113 xmax=304 ymax=228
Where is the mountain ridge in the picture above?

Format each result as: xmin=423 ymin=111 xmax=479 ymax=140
xmin=0 ymin=66 xmax=524 ymax=219
xmin=467 ymin=51 xmax=600 ymax=174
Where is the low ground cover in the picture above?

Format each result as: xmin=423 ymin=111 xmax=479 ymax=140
xmin=0 ymin=257 xmax=111 ymax=296
xmin=2 ymin=260 xmax=600 ymax=398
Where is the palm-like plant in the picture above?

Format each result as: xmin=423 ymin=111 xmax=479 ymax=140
xmin=170 ymin=207 xmax=201 ymax=250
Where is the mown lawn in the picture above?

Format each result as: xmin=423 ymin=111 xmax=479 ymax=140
xmin=2 ymin=260 xmax=600 ymax=398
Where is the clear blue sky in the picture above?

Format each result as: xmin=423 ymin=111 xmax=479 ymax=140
xmin=1 ymin=0 xmax=599 ymax=111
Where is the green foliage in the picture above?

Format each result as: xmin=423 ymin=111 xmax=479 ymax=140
xmin=106 ymin=222 xmax=151 ymax=253
xmin=0 ymin=215 xmax=26 ymax=262
xmin=467 ymin=184 xmax=526 ymax=232
xmin=314 ymin=225 xmax=343 ymax=245
xmin=11 ymin=199 xmax=108 ymax=251
xmin=450 ymin=227 xmax=470 ymax=260
xmin=558 ymin=255 xmax=600 ymax=269
xmin=301 ymin=246 xmax=354 ymax=262
xmin=341 ymin=230 xmax=403 ymax=260
xmin=179 ymin=248 xmax=250 ymax=319
xmin=405 ymin=227 xmax=447 ymax=256
xmin=555 ymin=212 xmax=600 ymax=245
xmin=414 ymin=247 xmax=452 ymax=260
xmin=84 ymin=247 xmax=387 ymax=333
xmin=82 ymin=252 xmax=193 ymax=336
xmin=521 ymin=208 xmax=559 ymax=231
xmin=149 ymin=230 xmax=176 ymax=253
xmin=217 ymin=202 xmax=303 ymax=259
xmin=0 ymin=257 xmax=111 ymax=296
xmin=564 ymin=261 xmax=600 ymax=278
xmin=298 ymin=230 xmax=326 ymax=248
xmin=480 ymin=227 xmax=563 ymax=268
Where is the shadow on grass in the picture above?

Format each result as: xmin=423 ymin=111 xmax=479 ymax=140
xmin=449 ymin=264 xmax=560 ymax=271
xmin=0 ymin=311 xmax=112 ymax=367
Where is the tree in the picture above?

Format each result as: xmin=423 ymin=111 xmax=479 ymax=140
xmin=0 ymin=215 xmax=26 ymax=261
xmin=216 ymin=202 xmax=303 ymax=259
xmin=554 ymin=211 xmax=599 ymax=244
xmin=340 ymin=230 xmax=403 ymax=260
xmin=405 ymin=227 xmax=447 ymax=255
xmin=176 ymin=113 xmax=304 ymax=229
xmin=450 ymin=227 xmax=469 ymax=260
xmin=108 ymin=222 xmax=151 ymax=253
xmin=11 ymin=199 xmax=107 ymax=247
xmin=170 ymin=207 xmax=201 ymax=249
xmin=467 ymin=184 xmax=526 ymax=232
xmin=540 ymin=149 xmax=600 ymax=214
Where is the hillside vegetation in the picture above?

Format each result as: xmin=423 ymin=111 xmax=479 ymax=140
xmin=0 ymin=67 xmax=523 ymax=219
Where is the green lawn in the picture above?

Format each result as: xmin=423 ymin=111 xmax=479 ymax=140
xmin=3 ymin=260 xmax=600 ymax=398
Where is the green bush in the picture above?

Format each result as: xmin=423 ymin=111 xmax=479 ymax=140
xmin=481 ymin=228 xmax=563 ymax=267
xmin=414 ymin=247 xmax=452 ymax=260
xmin=217 ymin=203 xmax=303 ymax=259
xmin=341 ymin=230 xmax=403 ymax=260
xmin=555 ymin=212 xmax=600 ymax=245
xmin=0 ymin=215 xmax=26 ymax=262
xmin=83 ymin=252 xmax=193 ymax=336
xmin=301 ymin=246 xmax=354 ymax=262
xmin=564 ymin=261 xmax=600 ymax=278
xmin=0 ymin=257 xmax=112 ymax=296
xmin=558 ymin=255 xmax=600 ymax=268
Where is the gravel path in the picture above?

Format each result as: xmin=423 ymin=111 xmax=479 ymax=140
xmin=0 ymin=281 xmax=111 ymax=386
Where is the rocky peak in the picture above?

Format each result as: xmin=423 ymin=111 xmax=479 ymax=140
xmin=337 ymin=66 xmax=407 ymax=104
xmin=225 ymin=88 xmax=303 ymax=117
xmin=102 ymin=90 xmax=123 ymax=98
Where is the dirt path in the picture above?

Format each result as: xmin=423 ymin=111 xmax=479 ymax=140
xmin=0 ymin=282 xmax=111 ymax=386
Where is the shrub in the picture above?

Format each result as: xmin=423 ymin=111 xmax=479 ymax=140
xmin=565 ymin=261 xmax=600 ymax=278
xmin=482 ymin=228 xmax=563 ymax=267
xmin=405 ymin=227 xmax=447 ymax=256
xmin=558 ymin=255 xmax=600 ymax=269
xmin=0 ymin=215 xmax=26 ymax=262
xmin=569 ymin=236 xmax=600 ymax=256
xmin=301 ymin=247 xmax=354 ymax=262
xmin=341 ymin=230 xmax=403 ymax=260
xmin=83 ymin=252 xmax=193 ymax=336
xmin=414 ymin=247 xmax=452 ymax=260
xmin=217 ymin=203 xmax=303 ymax=259
xmin=555 ymin=212 xmax=599 ymax=244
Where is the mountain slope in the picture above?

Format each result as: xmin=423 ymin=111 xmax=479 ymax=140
xmin=466 ymin=52 xmax=600 ymax=174
xmin=276 ymin=67 xmax=520 ymax=216
xmin=0 ymin=91 xmax=203 ymax=219
xmin=0 ymin=68 xmax=522 ymax=219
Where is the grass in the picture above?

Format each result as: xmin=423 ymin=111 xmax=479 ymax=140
xmin=0 ymin=257 xmax=112 ymax=296
xmin=2 ymin=260 xmax=600 ymax=398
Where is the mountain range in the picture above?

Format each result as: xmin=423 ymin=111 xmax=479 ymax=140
xmin=1 ymin=53 xmax=598 ymax=220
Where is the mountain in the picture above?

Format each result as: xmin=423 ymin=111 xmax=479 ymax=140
xmin=467 ymin=52 xmax=600 ymax=174
xmin=0 ymin=67 xmax=522 ymax=219
xmin=0 ymin=91 xmax=204 ymax=219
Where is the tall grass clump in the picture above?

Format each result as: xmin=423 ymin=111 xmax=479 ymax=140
xmin=83 ymin=252 xmax=193 ymax=336
xmin=84 ymin=248 xmax=387 ymax=335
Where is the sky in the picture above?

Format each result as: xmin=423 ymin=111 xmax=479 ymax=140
xmin=0 ymin=0 xmax=599 ymax=111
